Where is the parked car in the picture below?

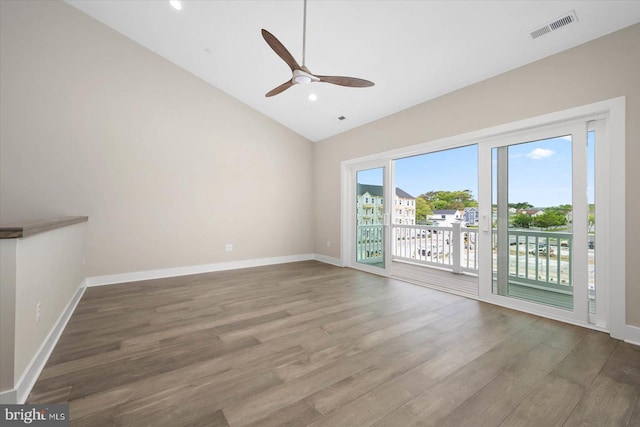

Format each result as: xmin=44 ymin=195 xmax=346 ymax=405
xmin=529 ymin=243 xmax=554 ymax=255
xmin=417 ymin=248 xmax=431 ymax=257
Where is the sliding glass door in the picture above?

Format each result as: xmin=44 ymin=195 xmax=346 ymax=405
xmin=349 ymin=161 xmax=392 ymax=274
xmin=479 ymin=120 xmax=601 ymax=325
xmin=356 ymin=167 xmax=386 ymax=269
xmin=341 ymin=99 xmax=622 ymax=332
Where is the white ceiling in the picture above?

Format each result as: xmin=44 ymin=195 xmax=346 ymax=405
xmin=65 ymin=1 xmax=640 ymax=142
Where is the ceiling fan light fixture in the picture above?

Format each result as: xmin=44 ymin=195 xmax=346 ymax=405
xmin=292 ymin=69 xmax=318 ymax=85
xmin=294 ymin=75 xmax=312 ymax=84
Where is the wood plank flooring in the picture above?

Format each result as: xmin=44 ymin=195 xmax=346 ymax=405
xmin=27 ymin=261 xmax=640 ymax=426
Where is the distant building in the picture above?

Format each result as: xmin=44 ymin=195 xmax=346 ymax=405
xmin=356 ymin=184 xmax=384 ymax=226
xmin=516 ymin=209 xmax=545 ymax=217
xmin=356 ymin=185 xmax=416 ymax=225
xmin=394 ymin=188 xmax=416 ymax=225
xmin=556 ymin=208 xmax=573 ymax=223
xmin=463 ymin=207 xmax=479 ymax=225
xmin=429 ymin=209 xmax=464 ymax=226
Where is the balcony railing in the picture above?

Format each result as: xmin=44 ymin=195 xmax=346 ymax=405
xmin=357 ymin=222 xmax=575 ymax=307
xmin=494 ymin=229 xmax=573 ymax=309
xmin=392 ymin=223 xmax=478 ymax=274
xmin=498 ymin=229 xmax=572 ymax=286
xmin=356 ymin=225 xmax=384 ymax=265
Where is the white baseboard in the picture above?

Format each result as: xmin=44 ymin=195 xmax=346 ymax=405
xmin=0 ymin=388 xmax=17 ymax=405
xmin=0 ymin=281 xmax=86 ymax=404
xmin=313 ymin=254 xmax=343 ymax=267
xmin=625 ymin=324 xmax=640 ymax=347
xmin=86 ymin=254 xmax=317 ymax=287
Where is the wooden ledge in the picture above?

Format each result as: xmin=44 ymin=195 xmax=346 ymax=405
xmin=0 ymin=216 xmax=88 ymax=239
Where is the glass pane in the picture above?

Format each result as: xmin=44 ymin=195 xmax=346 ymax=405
xmin=492 ymin=148 xmax=499 ymax=294
xmin=493 ymin=135 xmax=574 ymax=310
xmin=587 ymin=130 xmax=596 ymax=314
xmin=393 ymin=145 xmax=478 ymax=271
xmin=356 ymin=168 xmax=385 ymax=268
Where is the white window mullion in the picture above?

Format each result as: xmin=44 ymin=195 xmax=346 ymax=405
xmin=572 ymin=123 xmax=589 ymax=323
xmin=590 ymin=119 xmax=608 ymax=328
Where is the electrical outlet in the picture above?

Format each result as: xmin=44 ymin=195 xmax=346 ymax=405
xmin=225 ymin=244 xmax=233 ymax=252
xmin=36 ymin=302 xmax=41 ymax=323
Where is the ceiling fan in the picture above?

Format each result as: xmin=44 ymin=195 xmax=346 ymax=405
xmin=262 ymin=0 xmax=374 ymax=97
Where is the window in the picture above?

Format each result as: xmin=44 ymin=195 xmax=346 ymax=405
xmin=345 ymin=97 xmax=623 ymax=335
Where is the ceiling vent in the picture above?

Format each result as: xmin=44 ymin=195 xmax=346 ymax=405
xmin=530 ymin=10 xmax=578 ymax=40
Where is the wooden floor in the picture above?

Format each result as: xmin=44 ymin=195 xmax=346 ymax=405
xmin=28 ymin=261 xmax=640 ymax=426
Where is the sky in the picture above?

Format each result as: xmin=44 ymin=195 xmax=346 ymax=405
xmin=395 ymin=144 xmax=478 ymax=200
xmin=358 ymin=132 xmax=595 ymax=208
xmin=501 ymin=136 xmax=573 ymax=207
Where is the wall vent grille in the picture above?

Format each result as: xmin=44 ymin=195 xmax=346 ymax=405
xmin=530 ymin=10 xmax=578 ymax=39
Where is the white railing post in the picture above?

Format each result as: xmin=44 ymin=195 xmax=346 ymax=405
xmin=452 ymin=222 xmax=462 ymax=274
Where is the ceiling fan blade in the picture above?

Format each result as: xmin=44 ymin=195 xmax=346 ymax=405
xmin=317 ymin=75 xmax=375 ymax=88
xmin=265 ymin=81 xmax=294 ymax=97
xmin=261 ymin=29 xmax=300 ymax=72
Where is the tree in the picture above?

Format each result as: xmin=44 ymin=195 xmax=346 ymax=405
xmin=415 ymin=197 xmax=431 ymax=223
xmin=533 ymin=211 xmax=567 ymax=229
xmin=588 ymin=213 xmax=595 ymax=233
xmin=418 ymin=190 xmax=478 ymax=211
xmin=508 ymin=202 xmax=533 ymax=210
xmin=511 ymin=213 xmax=533 ymax=228
xmin=433 ymin=200 xmax=451 ymax=210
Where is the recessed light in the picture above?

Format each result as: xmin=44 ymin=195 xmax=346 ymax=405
xmin=169 ymin=0 xmax=182 ymax=11
xmin=308 ymin=93 xmax=317 ymax=101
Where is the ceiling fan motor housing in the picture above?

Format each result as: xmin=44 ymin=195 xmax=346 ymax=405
xmin=292 ymin=69 xmax=319 ymax=84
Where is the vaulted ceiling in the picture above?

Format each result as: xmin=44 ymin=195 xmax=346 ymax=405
xmin=65 ymin=1 xmax=640 ymax=142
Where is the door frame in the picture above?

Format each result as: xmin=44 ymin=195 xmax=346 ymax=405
xmin=340 ymin=97 xmax=625 ymax=338
xmin=477 ymin=120 xmax=591 ymax=326
xmin=342 ymin=159 xmax=394 ymax=276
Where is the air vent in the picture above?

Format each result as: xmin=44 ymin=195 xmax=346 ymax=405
xmin=530 ymin=26 xmax=551 ymax=40
xmin=530 ymin=10 xmax=578 ymax=40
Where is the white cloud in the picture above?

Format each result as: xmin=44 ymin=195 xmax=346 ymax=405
xmin=526 ymin=148 xmax=555 ymax=160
